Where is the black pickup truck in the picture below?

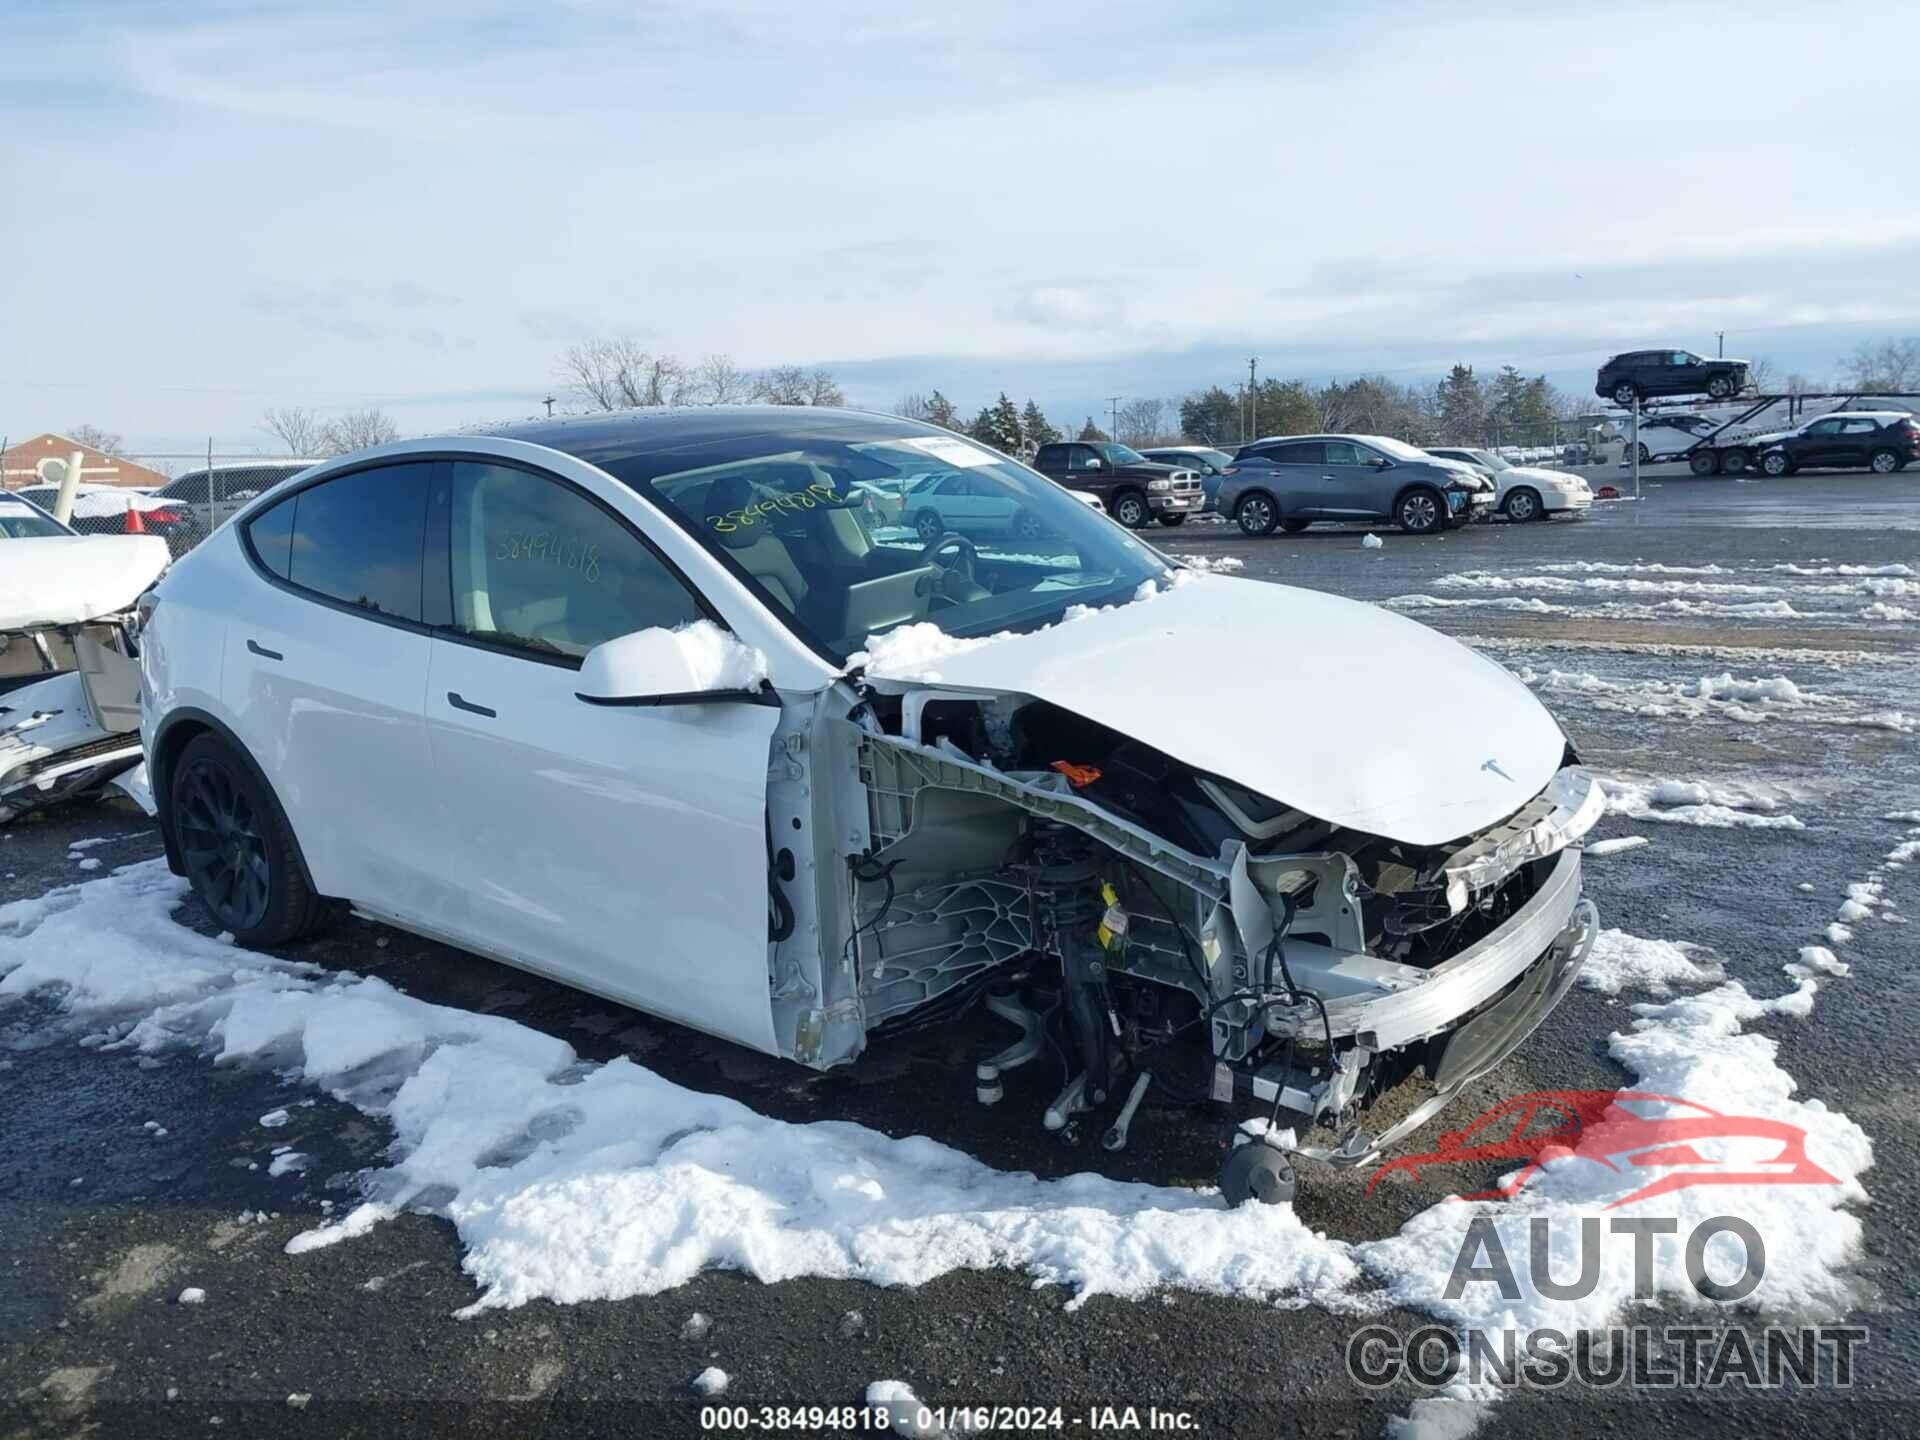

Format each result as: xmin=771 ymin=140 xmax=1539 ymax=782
xmin=1030 ymin=441 xmax=1206 ymax=528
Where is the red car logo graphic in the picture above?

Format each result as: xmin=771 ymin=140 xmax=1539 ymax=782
xmin=1368 ymin=1090 xmax=1839 ymax=1208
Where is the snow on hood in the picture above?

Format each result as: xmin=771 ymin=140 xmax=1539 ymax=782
xmin=1505 ymin=465 xmax=1584 ymax=487
xmin=0 ymin=535 xmax=170 ymax=630
xmin=866 ymin=573 xmax=1567 ymax=847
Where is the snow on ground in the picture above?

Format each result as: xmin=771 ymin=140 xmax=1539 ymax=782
xmin=1597 ymin=775 xmax=1805 ymax=831
xmin=1504 ymin=666 xmax=1914 ymax=735
xmin=691 ymin=1367 xmax=729 ymax=1397
xmin=0 ymin=858 xmax=1874 ymax=1386
xmin=1582 ymin=835 xmax=1648 ymax=858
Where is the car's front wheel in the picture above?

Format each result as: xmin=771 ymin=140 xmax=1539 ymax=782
xmin=1011 ymin=508 xmax=1046 ymax=541
xmin=1636 ymin=443 xmax=1650 ymax=465
xmin=1612 ymin=381 xmax=1638 ymax=406
xmin=1111 ymin=490 xmax=1150 ymax=528
xmin=1871 ymin=448 xmax=1901 ymax=475
xmin=1761 ymin=450 xmax=1793 ymax=477
xmin=170 ymin=732 xmax=320 ymax=947
xmin=1503 ymin=486 xmax=1543 ymax=522
xmin=1396 ymin=488 xmax=1445 ymax=534
xmin=1707 ymin=376 xmax=1735 ymax=399
xmin=1157 ymin=513 xmax=1186 ymax=527
xmin=1234 ymin=492 xmax=1278 ymax=536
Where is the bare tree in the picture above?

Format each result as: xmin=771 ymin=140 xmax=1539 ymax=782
xmin=1838 ymin=336 xmax=1920 ymax=392
xmin=759 ymin=365 xmax=845 ymax=406
xmin=1745 ymin=356 xmax=1777 ymax=393
xmin=696 ymin=354 xmax=754 ymax=405
xmin=562 ymin=337 xmax=693 ymax=410
xmin=895 ymin=393 xmax=935 ymax=422
xmin=67 ymin=423 xmax=123 ymax=455
xmin=261 ymin=406 xmax=329 ymax=456
xmin=1785 ymin=372 xmax=1821 ymax=396
xmin=1114 ymin=397 xmax=1165 ymax=446
xmin=320 ymin=409 xmax=400 ymax=455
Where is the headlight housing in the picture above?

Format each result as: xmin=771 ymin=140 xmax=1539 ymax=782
xmin=1147 ymin=478 xmax=1172 ymax=493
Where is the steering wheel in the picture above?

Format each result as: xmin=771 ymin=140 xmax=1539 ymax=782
xmin=919 ymin=531 xmax=978 ymax=583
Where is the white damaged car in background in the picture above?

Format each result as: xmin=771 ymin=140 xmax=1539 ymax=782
xmin=137 ymin=408 xmax=1602 ymax=1204
xmin=0 ymin=491 xmax=169 ymax=823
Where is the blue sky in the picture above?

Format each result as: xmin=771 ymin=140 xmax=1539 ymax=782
xmin=3 ymin=0 xmax=1917 ymax=452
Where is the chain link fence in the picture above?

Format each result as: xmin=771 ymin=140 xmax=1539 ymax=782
xmin=20 ymin=453 xmax=322 ymax=559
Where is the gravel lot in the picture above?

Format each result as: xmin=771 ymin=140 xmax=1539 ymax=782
xmin=3 ymin=469 xmax=1916 ymax=1438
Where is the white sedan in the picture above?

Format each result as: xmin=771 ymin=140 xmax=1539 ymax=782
xmin=1427 ymin=447 xmax=1593 ymax=522
xmin=139 ymin=408 xmax=1600 ymax=1201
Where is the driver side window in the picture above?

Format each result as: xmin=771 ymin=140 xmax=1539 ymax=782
xmin=444 ymin=461 xmax=701 ymax=662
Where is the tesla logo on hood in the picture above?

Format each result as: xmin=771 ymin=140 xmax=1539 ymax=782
xmin=1482 ymin=758 xmax=1514 ymax=781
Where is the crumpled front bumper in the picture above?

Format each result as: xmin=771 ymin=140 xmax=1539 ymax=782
xmin=0 ymin=670 xmax=140 ymax=825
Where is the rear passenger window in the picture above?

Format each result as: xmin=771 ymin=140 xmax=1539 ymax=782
xmin=1267 ymin=442 xmax=1325 ymax=465
xmin=446 ymin=461 xmax=701 ymax=661
xmin=246 ymin=498 xmax=295 ymax=580
xmin=285 ymin=463 xmax=432 ymax=621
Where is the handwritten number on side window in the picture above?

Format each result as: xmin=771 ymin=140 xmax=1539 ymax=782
xmin=494 ymin=529 xmax=601 ymax=583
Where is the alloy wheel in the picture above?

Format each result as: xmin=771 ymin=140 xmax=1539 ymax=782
xmin=176 ymin=757 xmax=272 ymax=931
xmin=1401 ymin=492 xmax=1440 ymax=533
xmin=1237 ymin=495 xmax=1275 ymax=536
xmin=1114 ymin=494 xmax=1148 ymax=527
xmin=1871 ymin=450 xmax=1898 ymax=474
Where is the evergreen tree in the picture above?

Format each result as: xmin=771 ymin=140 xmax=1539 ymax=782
xmin=1020 ymin=400 xmax=1060 ymax=448
xmin=1434 ymin=364 xmax=1486 ymax=443
xmin=1179 ymin=386 xmax=1241 ymax=445
xmin=1077 ymin=416 xmax=1109 ymax=442
xmin=968 ymin=392 xmax=1025 ymax=454
xmin=924 ymin=390 xmax=960 ymax=431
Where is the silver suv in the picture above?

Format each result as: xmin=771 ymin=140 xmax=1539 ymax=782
xmin=1216 ymin=434 xmax=1493 ymax=536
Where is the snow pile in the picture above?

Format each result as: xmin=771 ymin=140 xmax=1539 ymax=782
xmin=1598 ymin=775 xmax=1805 ymax=831
xmin=665 ymin=620 xmax=768 ymax=691
xmin=1173 ymin=553 xmax=1245 ymax=574
xmin=1388 ymin=1399 xmax=1497 ymax=1440
xmin=3 ymin=861 xmax=1874 ymax=1360
xmin=1362 ymin=533 xmax=1384 ymax=550
xmin=691 ymin=1367 xmax=729 ymax=1397
xmin=867 ymin=1381 xmax=942 ymax=1437
xmin=849 ymin=623 xmax=1003 ymax=682
xmin=1773 ymin=562 xmax=1915 ymax=577
xmin=1578 ymin=928 xmax=1722 ymax=996
xmin=1582 ymin=835 xmax=1648 ymax=858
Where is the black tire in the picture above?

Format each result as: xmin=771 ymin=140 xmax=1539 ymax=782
xmin=1234 ymin=492 xmax=1279 ymax=536
xmin=1707 ymin=376 xmax=1734 ymax=399
xmin=1395 ymin=487 xmax=1445 ymax=534
xmin=1689 ymin=450 xmax=1720 ymax=477
xmin=1760 ymin=450 xmax=1792 ymax=477
xmin=1870 ymin=448 xmax=1900 ymax=475
xmin=169 ymin=732 xmax=321 ymax=947
xmin=1156 ymin=513 xmax=1187 ymax=528
xmin=1011 ymin=508 xmax=1046 ymax=541
xmin=1720 ymin=449 xmax=1748 ymax=476
xmin=1611 ymin=381 xmax=1638 ymax=406
xmin=1111 ymin=490 xmax=1150 ymax=528
xmin=1280 ymin=518 xmax=1312 ymax=533
xmin=913 ymin=509 xmax=944 ymax=543
xmin=1636 ymin=443 xmax=1650 ymax=465
xmin=1503 ymin=486 xmax=1543 ymax=522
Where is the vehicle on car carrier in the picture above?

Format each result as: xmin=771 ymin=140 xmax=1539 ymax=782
xmin=136 ymin=408 xmax=1602 ymax=1203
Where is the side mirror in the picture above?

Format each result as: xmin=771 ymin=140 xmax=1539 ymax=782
xmin=575 ymin=622 xmax=776 ymax=708
xmin=1372 ymin=457 xmax=1392 ymax=469
xmin=1085 ymin=458 xmax=1103 ymax=470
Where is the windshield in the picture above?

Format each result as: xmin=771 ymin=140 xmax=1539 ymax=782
xmin=603 ymin=420 xmax=1171 ymax=664
xmin=1469 ymin=449 xmax=1510 ymax=470
xmin=1096 ymin=442 xmax=1150 ymax=465
xmin=0 ymin=497 xmax=72 ymax=538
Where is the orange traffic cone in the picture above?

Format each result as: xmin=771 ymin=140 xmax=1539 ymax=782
xmin=125 ymin=501 xmax=144 ymax=534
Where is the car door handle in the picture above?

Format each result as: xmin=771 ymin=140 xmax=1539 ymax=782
xmin=246 ymin=639 xmax=282 ymax=661
xmin=447 ymin=691 xmax=496 ymax=718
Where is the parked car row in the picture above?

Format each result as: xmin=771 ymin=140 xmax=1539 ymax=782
xmin=13 ymin=482 xmax=205 ymax=557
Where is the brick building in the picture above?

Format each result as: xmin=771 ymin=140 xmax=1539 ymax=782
xmin=1 ymin=433 xmax=170 ymax=491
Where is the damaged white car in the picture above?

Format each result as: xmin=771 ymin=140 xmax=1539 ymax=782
xmin=140 ymin=409 xmax=1601 ymax=1202
xmin=1 ymin=492 xmax=167 ymax=824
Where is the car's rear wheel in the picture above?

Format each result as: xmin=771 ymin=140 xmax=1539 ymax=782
xmin=913 ymin=509 xmax=944 ymax=543
xmin=170 ymin=733 xmax=320 ymax=947
xmin=1707 ymin=376 xmax=1734 ymax=399
xmin=1689 ymin=449 xmax=1720 ymax=476
xmin=1234 ymin=493 xmax=1278 ymax=537
xmin=1156 ymin=513 xmax=1186 ymax=528
xmin=1636 ymin=443 xmax=1650 ymax=465
xmin=1870 ymin=448 xmax=1900 ymax=475
xmin=1280 ymin=518 xmax=1312 ymax=533
xmin=1111 ymin=491 xmax=1149 ymax=528
xmin=1720 ymin=449 xmax=1748 ymax=475
xmin=1011 ymin=508 xmax=1046 ymax=541
xmin=1396 ymin=488 xmax=1445 ymax=534
xmin=1612 ymin=381 xmax=1638 ymax=406
xmin=1760 ymin=450 xmax=1792 ymax=477
xmin=1503 ymin=487 xmax=1543 ymax=522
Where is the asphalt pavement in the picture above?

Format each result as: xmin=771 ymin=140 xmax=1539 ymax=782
xmin=3 ymin=467 xmax=1917 ymax=1439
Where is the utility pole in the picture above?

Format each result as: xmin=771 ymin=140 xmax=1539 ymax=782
xmin=1716 ymin=332 xmax=1724 ymax=358
xmin=542 ymin=394 xmax=556 ymax=418
xmin=1247 ymin=355 xmax=1259 ymax=440
xmin=1107 ymin=395 xmax=1121 ymax=439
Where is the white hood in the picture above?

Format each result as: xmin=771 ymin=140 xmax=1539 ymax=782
xmin=0 ymin=535 xmax=170 ymax=630
xmin=1506 ymin=465 xmax=1583 ymax=488
xmin=876 ymin=574 xmax=1567 ymax=847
